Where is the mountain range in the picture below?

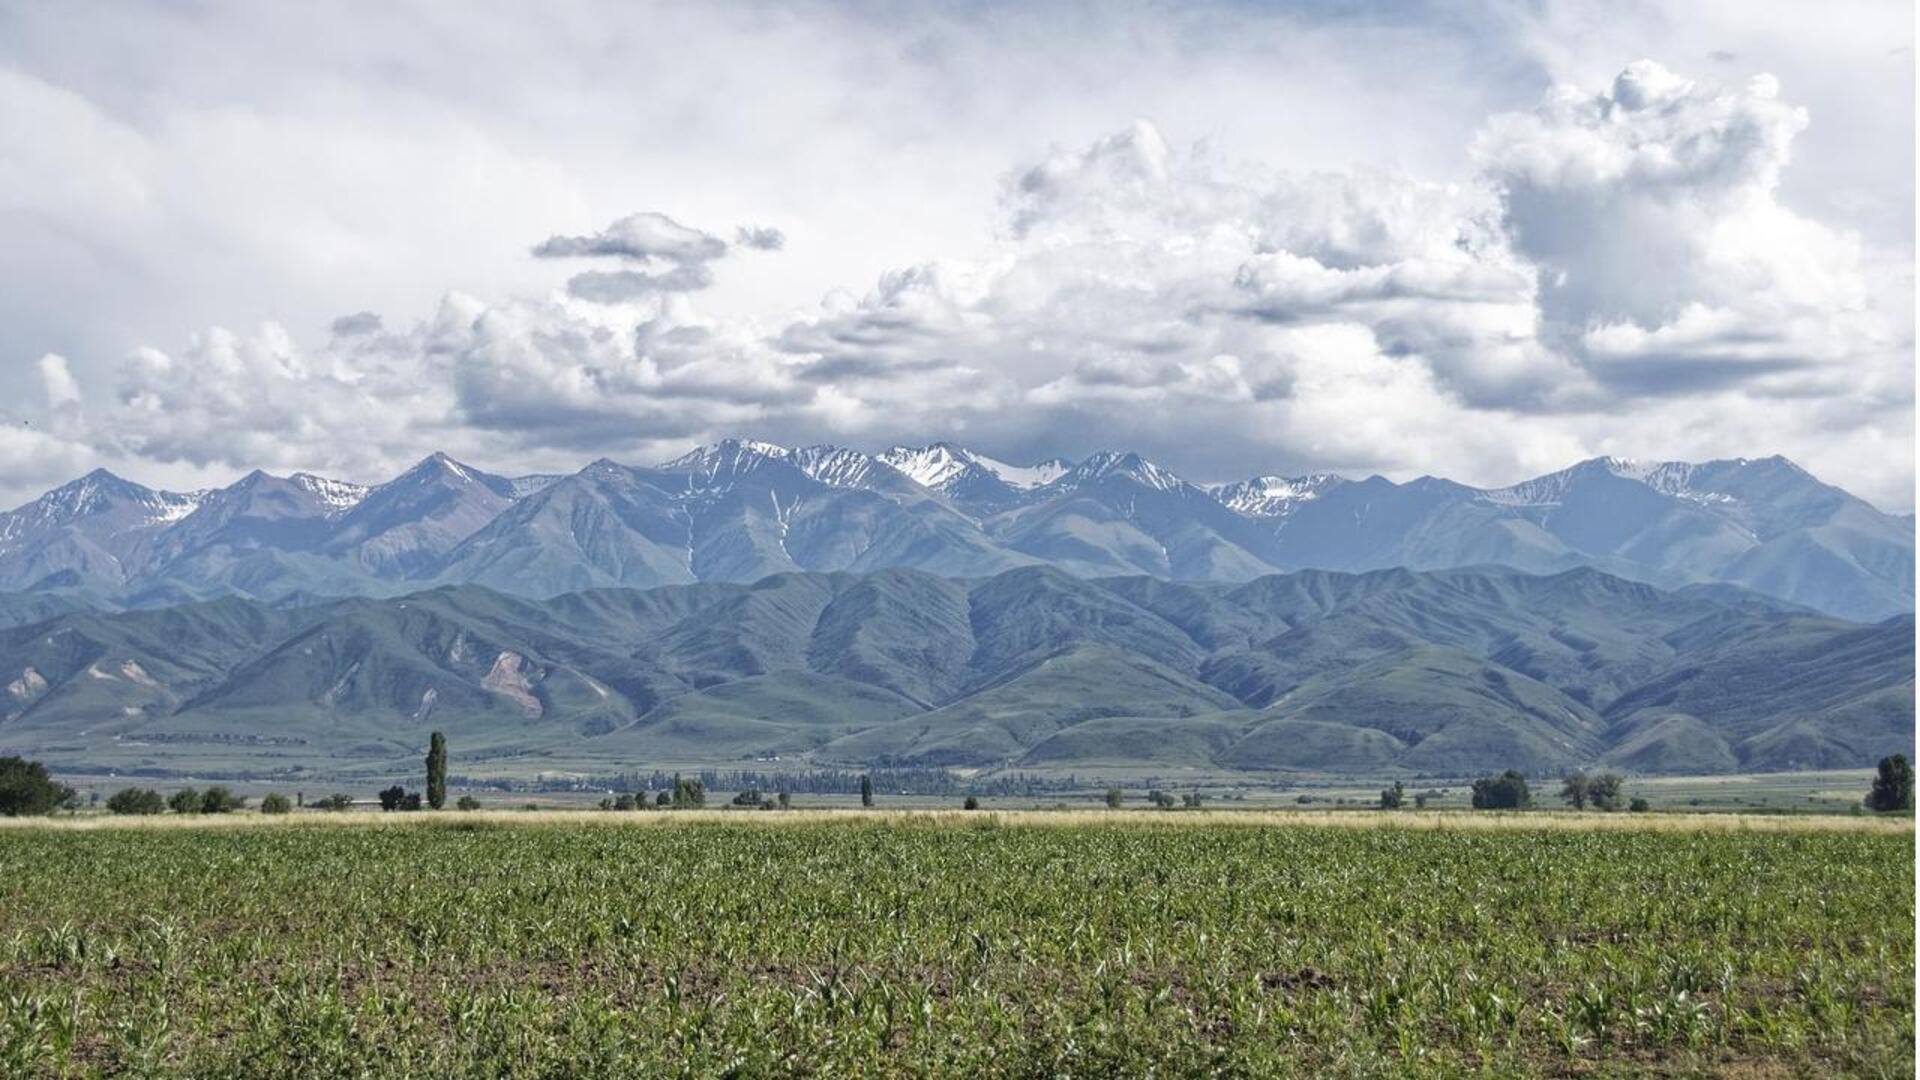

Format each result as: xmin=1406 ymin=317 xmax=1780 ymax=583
xmin=1 ymin=564 xmax=1908 ymax=782
xmin=1 ymin=441 xmax=1911 ymax=621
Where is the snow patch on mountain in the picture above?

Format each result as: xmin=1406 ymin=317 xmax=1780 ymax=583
xmin=878 ymin=443 xmax=977 ymax=490
xmin=289 ymin=473 xmax=371 ymax=516
xmin=789 ymin=446 xmax=883 ymax=489
xmin=971 ymin=452 xmax=1069 ymax=490
xmin=1212 ymin=475 xmax=1344 ymax=518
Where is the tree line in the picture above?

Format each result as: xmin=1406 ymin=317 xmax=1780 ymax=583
xmin=1 ymin=748 xmax=1914 ymax=817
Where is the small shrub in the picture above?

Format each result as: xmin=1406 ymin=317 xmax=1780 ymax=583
xmin=199 ymin=786 xmax=244 ymax=814
xmin=313 ymin=793 xmax=354 ymax=812
xmin=964 ymin=796 xmax=980 ymax=810
xmin=259 ymin=793 xmax=292 ymax=814
xmin=456 ymin=795 xmax=482 ymax=811
xmin=1629 ymin=797 xmax=1651 ymax=813
xmin=1379 ymin=781 xmax=1405 ymax=810
xmin=106 ymin=787 xmax=167 ymax=815
xmin=169 ymin=788 xmax=202 ymax=814
xmin=777 ymin=791 xmax=791 ymax=809
xmin=1104 ymin=788 xmax=1124 ymax=809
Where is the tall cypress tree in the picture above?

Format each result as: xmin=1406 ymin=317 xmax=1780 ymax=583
xmin=860 ymin=774 xmax=874 ymax=808
xmin=426 ymin=731 xmax=447 ymax=810
xmin=1866 ymin=754 xmax=1914 ymax=812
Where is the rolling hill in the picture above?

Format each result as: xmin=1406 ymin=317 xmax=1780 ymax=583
xmin=0 ymin=564 xmax=1906 ymax=782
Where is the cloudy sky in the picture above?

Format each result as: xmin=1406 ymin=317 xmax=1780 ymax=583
xmin=1 ymin=0 xmax=1913 ymax=510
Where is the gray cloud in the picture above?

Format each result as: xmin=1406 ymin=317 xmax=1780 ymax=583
xmin=735 ymin=225 xmax=786 ymax=251
xmin=329 ymin=311 xmax=383 ymax=337
xmin=565 ymin=266 xmax=715 ymax=302
xmin=532 ymin=212 xmax=728 ymax=264
xmin=533 ymin=212 xmax=736 ymax=305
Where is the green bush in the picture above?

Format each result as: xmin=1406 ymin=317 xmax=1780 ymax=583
xmin=260 ymin=794 xmax=292 ymax=815
xmin=169 ymin=788 xmax=202 ymax=814
xmin=964 ymin=796 xmax=980 ymax=810
xmin=671 ymin=776 xmax=705 ymax=808
xmin=106 ymin=787 xmax=167 ymax=815
xmin=379 ymin=785 xmax=423 ymax=811
xmin=456 ymin=795 xmax=482 ymax=811
xmin=1379 ymin=781 xmax=1405 ymax=810
xmin=1564 ymin=771 xmax=1625 ymax=811
xmin=1471 ymin=771 xmax=1531 ymax=810
xmin=199 ymin=786 xmax=245 ymax=814
xmin=1629 ymin=797 xmax=1651 ymax=813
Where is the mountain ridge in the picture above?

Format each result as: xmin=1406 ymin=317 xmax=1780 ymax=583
xmin=0 ymin=442 xmax=1909 ymax=621
xmin=0 ymin=563 xmax=1907 ymax=781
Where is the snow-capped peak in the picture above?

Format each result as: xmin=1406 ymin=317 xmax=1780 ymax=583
xmin=970 ymin=451 xmax=1069 ymax=491
xmin=877 ymin=443 xmax=975 ymax=490
xmin=789 ymin=445 xmax=882 ymax=489
xmin=289 ymin=473 xmax=371 ymax=515
xmin=1054 ymin=451 xmax=1187 ymax=493
xmin=2 ymin=469 xmax=206 ymax=531
xmin=1482 ymin=456 xmax=1734 ymax=508
xmin=658 ymin=438 xmax=791 ymax=472
xmin=878 ymin=442 xmax=1071 ymax=493
xmin=1212 ymin=474 xmax=1343 ymax=518
xmin=0 ymin=469 xmax=210 ymax=557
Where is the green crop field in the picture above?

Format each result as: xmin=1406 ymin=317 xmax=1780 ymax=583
xmin=0 ymin=814 xmax=1911 ymax=1077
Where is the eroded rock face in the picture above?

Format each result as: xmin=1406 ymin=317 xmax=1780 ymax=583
xmin=6 ymin=665 xmax=48 ymax=705
xmin=482 ymin=651 xmax=543 ymax=718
